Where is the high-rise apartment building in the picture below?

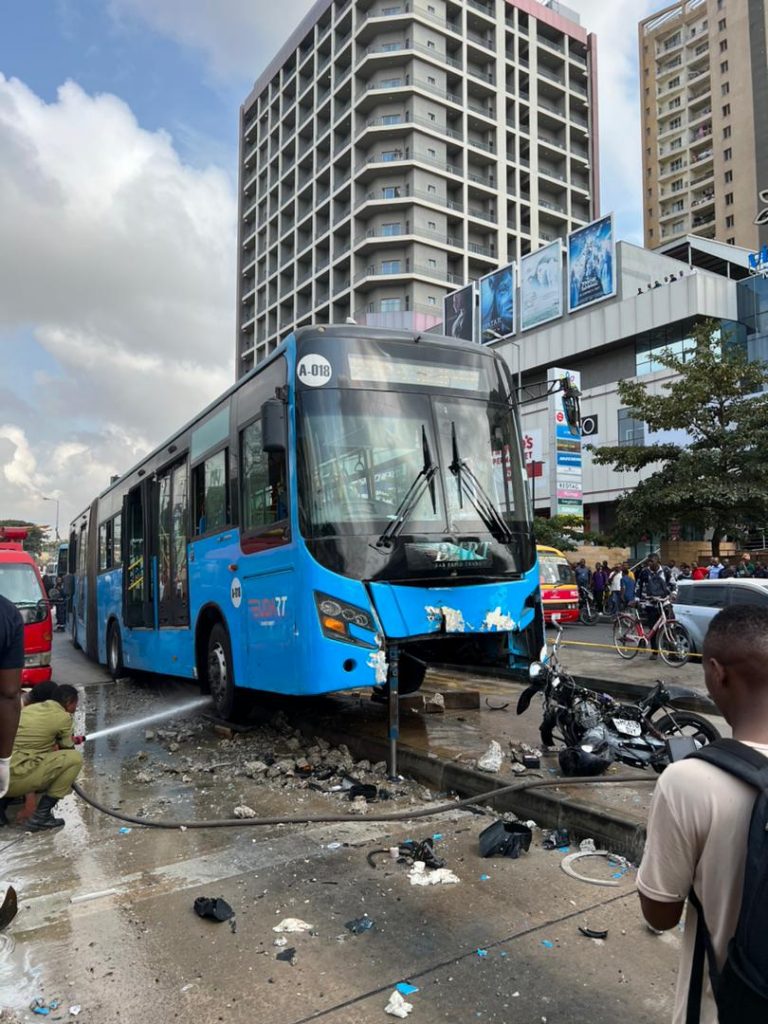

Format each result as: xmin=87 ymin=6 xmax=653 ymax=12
xmin=236 ymin=0 xmax=599 ymax=374
xmin=640 ymin=0 xmax=768 ymax=252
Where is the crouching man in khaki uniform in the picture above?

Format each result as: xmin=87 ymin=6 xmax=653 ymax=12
xmin=1 ymin=684 xmax=82 ymax=831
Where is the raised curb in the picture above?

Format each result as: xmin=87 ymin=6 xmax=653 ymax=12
xmin=296 ymin=713 xmax=652 ymax=864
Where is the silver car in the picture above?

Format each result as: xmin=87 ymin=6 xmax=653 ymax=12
xmin=673 ymin=579 xmax=768 ymax=652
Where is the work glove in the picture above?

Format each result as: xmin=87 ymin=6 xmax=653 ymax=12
xmin=0 ymin=757 xmax=10 ymax=798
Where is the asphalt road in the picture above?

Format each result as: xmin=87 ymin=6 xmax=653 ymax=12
xmin=0 ymin=634 xmax=683 ymax=1024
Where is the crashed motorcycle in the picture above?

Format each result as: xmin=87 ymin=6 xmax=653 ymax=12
xmin=516 ymin=620 xmax=721 ymax=774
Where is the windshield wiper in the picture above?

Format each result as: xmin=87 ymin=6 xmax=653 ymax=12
xmin=376 ymin=426 xmax=438 ymax=548
xmin=448 ymin=422 xmax=514 ymax=544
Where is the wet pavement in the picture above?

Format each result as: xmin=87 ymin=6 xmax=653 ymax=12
xmin=0 ymin=631 xmax=697 ymax=1021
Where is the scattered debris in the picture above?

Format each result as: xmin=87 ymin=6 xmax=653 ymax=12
xmin=233 ymin=805 xmax=257 ymax=819
xmin=118 ymin=827 xmax=132 ymax=835
xmin=345 ymin=915 xmax=375 ymax=934
xmin=398 ymin=838 xmax=444 ymax=869
xmin=541 ymin=940 xmax=555 ymax=950
xmin=477 ymin=740 xmax=504 ymax=773
xmin=579 ymin=838 xmax=597 ymax=854
xmin=479 ymin=820 xmax=532 ymax=859
xmin=522 ymin=754 xmax=541 ymax=769
xmin=70 ymin=888 xmax=119 ymax=905
xmin=561 ymin=851 xmax=621 ymax=888
xmin=476 ymin=949 xmax=488 ymax=958
xmin=348 ymin=784 xmax=377 ymax=801
xmin=542 ymin=829 xmax=570 ymax=851
xmin=408 ymin=862 xmax=460 ymax=886
xmin=273 ymin=937 xmax=288 ymax=947
xmin=480 ymin=874 xmax=490 ymax=881
xmin=276 ymin=947 xmax=297 ymax=965
xmin=193 ymin=896 xmax=235 ymax=922
xmin=385 ymin=990 xmax=414 ymax=1018
xmin=395 ymin=983 xmax=419 ymax=996
xmin=69 ymin=1010 xmax=81 ymax=1019
xmin=579 ymin=926 xmax=609 ymax=940
xmin=273 ymin=917 xmax=313 ymax=933
xmin=0 ymin=886 xmax=18 ymax=931
xmin=484 ymin=698 xmax=510 ymax=711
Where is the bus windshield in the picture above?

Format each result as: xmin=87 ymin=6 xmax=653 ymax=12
xmin=538 ymin=553 xmax=574 ymax=586
xmin=298 ymin=387 xmax=528 ymax=539
xmin=0 ymin=564 xmax=46 ymax=609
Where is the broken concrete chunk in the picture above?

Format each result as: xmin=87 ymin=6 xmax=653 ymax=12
xmin=134 ymin=771 xmax=153 ymax=784
xmin=233 ymin=805 xmax=257 ymax=819
xmin=244 ymin=760 xmax=269 ymax=777
xmin=477 ymin=740 xmax=504 ymax=773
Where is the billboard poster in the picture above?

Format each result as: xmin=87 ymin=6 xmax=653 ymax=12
xmin=443 ymin=284 xmax=476 ymax=343
xmin=567 ymin=213 xmax=616 ymax=313
xmin=479 ymin=263 xmax=515 ymax=343
xmin=547 ymin=367 xmax=583 ymax=517
xmin=520 ymin=240 xmax=563 ymax=331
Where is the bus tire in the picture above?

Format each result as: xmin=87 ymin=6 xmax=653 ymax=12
xmin=207 ymin=623 xmax=244 ymax=721
xmin=107 ymin=622 xmax=124 ymax=681
xmin=72 ymin=617 xmax=81 ymax=651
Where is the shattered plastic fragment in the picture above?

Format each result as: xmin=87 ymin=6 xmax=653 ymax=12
xmin=69 ymin=1009 xmax=82 ymax=1017
xmin=476 ymin=949 xmax=488 ymax=958
xmin=345 ymin=915 xmax=375 ymax=934
xmin=118 ymin=827 xmax=132 ymax=834
xmin=273 ymin=917 xmax=313 ymax=933
xmin=408 ymin=862 xmax=460 ymax=886
xmin=193 ymin=897 xmax=235 ymax=922
xmin=477 ymin=740 xmax=504 ymax=773
xmin=542 ymin=829 xmax=570 ymax=851
xmin=541 ymin=940 xmax=554 ymax=949
xmin=273 ymin=937 xmax=288 ymax=947
xmin=425 ymin=605 xmax=467 ymax=632
xmin=482 ymin=607 xmax=516 ymax=632
xmin=579 ymin=838 xmax=597 ymax=854
xmin=276 ymin=946 xmax=297 ymax=965
xmin=478 ymin=820 xmax=532 ymax=859
xmin=579 ymin=926 xmax=609 ymax=940
xmin=395 ymin=983 xmax=419 ymax=996
xmin=385 ymin=990 xmax=414 ymax=1018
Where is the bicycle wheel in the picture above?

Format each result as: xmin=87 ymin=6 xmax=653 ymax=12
xmin=659 ymin=622 xmax=691 ymax=667
xmin=613 ymin=614 xmax=644 ymax=659
xmin=579 ymin=598 xmax=599 ymax=626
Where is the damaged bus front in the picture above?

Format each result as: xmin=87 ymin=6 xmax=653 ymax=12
xmin=295 ymin=328 xmax=541 ymax=697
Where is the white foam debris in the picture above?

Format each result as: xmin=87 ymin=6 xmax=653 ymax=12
xmin=425 ymin=605 xmax=467 ymax=632
xmin=482 ymin=607 xmax=516 ymax=631
xmin=408 ymin=861 xmax=460 ymax=886
xmin=385 ymin=990 xmax=414 ymax=1018
xmin=273 ymin=918 xmax=314 ymax=933
xmin=367 ymin=649 xmax=389 ymax=684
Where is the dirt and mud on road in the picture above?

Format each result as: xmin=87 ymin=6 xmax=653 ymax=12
xmin=0 ymin=630 xmax=702 ymax=1022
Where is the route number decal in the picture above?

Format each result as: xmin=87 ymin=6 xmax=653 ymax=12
xmin=297 ymin=354 xmax=332 ymax=387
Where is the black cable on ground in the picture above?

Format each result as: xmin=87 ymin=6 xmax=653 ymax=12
xmin=73 ymin=773 xmax=656 ymax=830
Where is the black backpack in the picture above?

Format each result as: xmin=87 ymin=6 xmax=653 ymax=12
xmin=685 ymin=740 xmax=768 ymax=1023
xmin=645 ymin=569 xmax=670 ymax=599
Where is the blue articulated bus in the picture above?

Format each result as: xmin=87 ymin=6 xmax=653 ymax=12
xmin=69 ymin=326 xmax=543 ymax=731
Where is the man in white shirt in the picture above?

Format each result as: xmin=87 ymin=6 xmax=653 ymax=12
xmin=706 ymin=557 xmax=723 ymax=579
xmin=637 ymin=604 xmax=768 ymax=1023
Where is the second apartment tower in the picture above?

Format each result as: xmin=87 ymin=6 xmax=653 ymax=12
xmin=237 ymin=0 xmax=599 ymax=374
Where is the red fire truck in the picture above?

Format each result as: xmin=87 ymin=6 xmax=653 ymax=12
xmin=0 ymin=527 xmax=53 ymax=684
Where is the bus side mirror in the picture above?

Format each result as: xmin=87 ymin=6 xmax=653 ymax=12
xmin=262 ymin=399 xmax=287 ymax=453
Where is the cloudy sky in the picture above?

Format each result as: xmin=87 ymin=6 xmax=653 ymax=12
xmin=0 ymin=0 xmax=669 ymax=534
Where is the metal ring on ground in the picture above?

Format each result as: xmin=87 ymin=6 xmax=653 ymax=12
xmin=560 ymin=850 xmax=625 ymax=888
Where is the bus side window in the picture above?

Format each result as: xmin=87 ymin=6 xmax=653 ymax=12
xmin=241 ymin=420 xmax=287 ymax=529
xmin=99 ymin=524 xmax=108 ymax=571
xmin=193 ymin=449 xmax=229 ymax=535
xmin=112 ymin=515 xmax=122 ymax=567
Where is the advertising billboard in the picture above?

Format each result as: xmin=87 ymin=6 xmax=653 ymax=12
xmin=443 ymin=284 xmax=476 ymax=343
xmin=519 ymin=240 xmax=563 ymax=331
xmin=567 ymin=214 xmax=616 ymax=313
xmin=547 ymin=367 xmax=583 ymax=518
xmin=479 ymin=263 xmax=515 ymax=343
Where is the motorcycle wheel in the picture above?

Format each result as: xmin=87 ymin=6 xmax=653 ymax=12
xmin=658 ymin=623 xmax=691 ymax=667
xmin=613 ymin=614 xmax=644 ymax=659
xmin=653 ymin=711 xmax=721 ymax=748
xmin=579 ymin=599 xmax=599 ymax=626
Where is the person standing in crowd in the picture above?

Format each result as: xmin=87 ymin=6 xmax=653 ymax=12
xmin=574 ymin=559 xmax=590 ymax=590
xmin=668 ymin=560 xmax=682 ymax=585
xmin=608 ymin=565 xmax=623 ymax=616
xmin=592 ymin=561 xmax=608 ymax=611
xmin=719 ymin=559 xmax=736 ymax=579
xmin=620 ymin=566 xmax=636 ymax=609
xmin=707 ymin=557 xmax=724 ymax=579
xmin=692 ymin=562 xmax=708 ymax=581
xmin=636 ymin=555 xmax=672 ymax=659
xmin=754 ymin=559 xmax=768 ymax=579
xmin=736 ymin=554 xmax=755 ymax=578
xmin=677 ymin=563 xmax=692 ymax=582
xmin=0 ymin=595 xmax=23 ymax=805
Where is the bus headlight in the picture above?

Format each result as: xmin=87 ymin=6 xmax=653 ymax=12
xmin=314 ymin=592 xmax=376 ymax=646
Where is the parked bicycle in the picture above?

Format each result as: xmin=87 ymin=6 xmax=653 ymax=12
xmin=578 ymin=584 xmax=599 ymax=626
xmin=613 ymin=596 xmax=691 ymax=666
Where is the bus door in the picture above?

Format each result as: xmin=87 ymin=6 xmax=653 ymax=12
xmin=156 ymin=461 xmax=190 ymax=627
xmin=123 ymin=482 xmax=154 ymax=629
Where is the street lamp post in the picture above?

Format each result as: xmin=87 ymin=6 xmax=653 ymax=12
xmin=42 ymin=496 xmax=60 ymax=540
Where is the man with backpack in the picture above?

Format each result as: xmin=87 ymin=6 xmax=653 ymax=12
xmin=637 ymin=604 xmax=768 ymax=1022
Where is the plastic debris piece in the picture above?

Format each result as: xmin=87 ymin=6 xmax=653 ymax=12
xmin=345 ymin=915 xmax=375 ymax=934
xmin=541 ymin=940 xmax=554 ymax=949
xmin=499 ymin=952 xmax=509 ymax=958
xmin=524 ymin=820 xmax=537 ymax=829
xmin=480 ymin=874 xmax=490 ymax=881
xmin=399 ymin=838 xmax=445 ymax=869
xmin=432 ymin=833 xmax=443 ymax=841
xmin=579 ymin=838 xmax=597 ymax=854
xmin=69 ymin=1009 xmax=81 ymax=1017
xmin=348 ymin=783 xmax=377 ymax=801
xmin=326 ymin=842 xmax=342 ymax=850
xmin=408 ymin=862 xmax=460 ymax=886
xmin=273 ymin=917 xmax=313 ymax=933
xmin=48 ymin=1002 xmax=59 ymax=1011
xmin=542 ymin=829 xmax=570 ymax=851
xmin=274 ymin=937 xmax=288 ymax=947
xmin=478 ymin=820 xmax=532 ymax=859
xmin=390 ymin=846 xmax=400 ymax=860
xmin=118 ymin=827 xmax=132 ymax=835
xmin=522 ymin=754 xmax=540 ymax=769
xmin=561 ymin=851 xmax=620 ymax=888
xmin=395 ymin=983 xmax=419 ymax=996
xmin=477 ymin=740 xmax=504 ymax=773
xmin=193 ymin=896 xmax=235 ymax=922
xmin=579 ymin=926 xmax=609 ymax=940
xmin=70 ymin=888 xmax=119 ymax=904
xmin=476 ymin=949 xmax=488 ymax=958
xmin=32 ymin=1009 xmax=49 ymax=1017
xmin=233 ymin=805 xmax=257 ymax=819
xmin=276 ymin=946 xmax=297 ymax=965
xmin=385 ymin=990 xmax=413 ymax=1018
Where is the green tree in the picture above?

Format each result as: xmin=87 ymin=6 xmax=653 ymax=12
xmin=0 ymin=520 xmax=47 ymax=557
xmin=590 ymin=320 xmax=768 ymax=557
xmin=533 ymin=514 xmax=585 ymax=552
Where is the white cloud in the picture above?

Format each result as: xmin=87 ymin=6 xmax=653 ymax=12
xmin=110 ymin=0 xmax=317 ymax=82
xmin=0 ymin=75 xmax=236 ymax=529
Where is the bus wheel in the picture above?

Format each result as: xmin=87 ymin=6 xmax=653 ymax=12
xmin=107 ymin=622 xmax=124 ymax=680
xmin=207 ymin=623 xmax=242 ymax=721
